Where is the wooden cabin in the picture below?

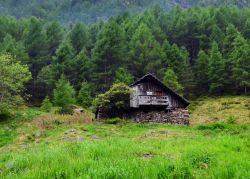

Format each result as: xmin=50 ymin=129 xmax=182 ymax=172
xmin=130 ymin=73 xmax=189 ymax=110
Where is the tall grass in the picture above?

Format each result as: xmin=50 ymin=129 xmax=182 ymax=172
xmin=0 ymin=123 xmax=249 ymax=178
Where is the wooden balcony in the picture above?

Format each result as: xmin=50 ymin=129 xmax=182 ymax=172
xmin=138 ymin=95 xmax=169 ymax=106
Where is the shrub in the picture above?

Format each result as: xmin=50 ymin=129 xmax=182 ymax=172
xmin=197 ymin=122 xmax=226 ymax=130
xmin=41 ymin=96 xmax=53 ymax=112
xmin=53 ymin=76 xmax=76 ymax=114
xmin=77 ymin=82 xmax=92 ymax=108
xmin=104 ymin=118 xmax=122 ymax=124
xmin=227 ymin=116 xmax=236 ymax=124
xmin=94 ymin=83 xmax=131 ymax=118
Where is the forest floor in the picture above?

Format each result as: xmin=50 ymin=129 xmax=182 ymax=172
xmin=0 ymin=96 xmax=249 ymax=178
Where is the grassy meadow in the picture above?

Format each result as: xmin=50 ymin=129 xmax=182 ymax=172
xmin=0 ymin=96 xmax=249 ymax=178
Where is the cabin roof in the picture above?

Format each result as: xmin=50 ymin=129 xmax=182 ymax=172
xmin=130 ymin=73 xmax=190 ymax=107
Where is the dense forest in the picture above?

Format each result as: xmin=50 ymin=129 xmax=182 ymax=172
xmin=0 ymin=5 xmax=250 ymax=114
xmin=0 ymin=0 xmax=249 ymax=24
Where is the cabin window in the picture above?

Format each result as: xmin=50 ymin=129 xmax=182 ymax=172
xmin=146 ymin=91 xmax=153 ymax=95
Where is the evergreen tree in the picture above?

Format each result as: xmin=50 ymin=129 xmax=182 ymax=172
xmin=222 ymin=24 xmax=240 ymax=92
xmin=0 ymin=34 xmax=29 ymax=64
xmin=46 ymin=21 xmax=64 ymax=58
xmin=163 ymin=69 xmax=184 ymax=95
xmin=77 ymin=82 xmax=93 ymax=108
xmin=231 ymin=34 xmax=250 ymax=94
xmin=41 ymin=96 xmax=53 ymax=112
xmin=52 ymin=40 xmax=75 ymax=80
xmin=208 ymin=42 xmax=225 ymax=94
xmin=129 ymin=23 xmax=164 ymax=77
xmin=53 ymin=76 xmax=76 ymax=113
xmin=92 ymin=20 xmax=126 ymax=92
xmin=194 ymin=50 xmax=209 ymax=94
xmin=70 ymin=23 xmax=89 ymax=54
xmin=114 ymin=67 xmax=134 ymax=85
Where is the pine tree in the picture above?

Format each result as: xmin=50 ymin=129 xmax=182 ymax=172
xmin=231 ymin=34 xmax=250 ymax=94
xmin=53 ymin=76 xmax=76 ymax=113
xmin=46 ymin=21 xmax=64 ymax=58
xmin=52 ymin=40 xmax=75 ymax=80
xmin=70 ymin=23 xmax=89 ymax=54
xmin=194 ymin=50 xmax=209 ymax=94
xmin=208 ymin=42 xmax=225 ymax=94
xmin=114 ymin=67 xmax=134 ymax=85
xmin=77 ymin=82 xmax=93 ymax=108
xmin=92 ymin=20 xmax=126 ymax=92
xmin=163 ymin=69 xmax=184 ymax=95
xmin=129 ymin=23 xmax=164 ymax=77
xmin=41 ymin=96 xmax=53 ymax=112
xmin=0 ymin=34 xmax=29 ymax=64
xmin=223 ymin=24 xmax=240 ymax=92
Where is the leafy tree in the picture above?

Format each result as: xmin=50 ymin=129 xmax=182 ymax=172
xmin=53 ymin=76 xmax=76 ymax=113
xmin=194 ymin=50 xmax=209 ymax=94
xmin=231 ymin=34 xmax=250 ymax=94
xmin=0 ymin=54 xmax=31 ymax=115
xmin=208 ymin=42 xmax=225 ymax=94
xmin=163 ymin=69 xmax=184 ymax=95
xmin=114 ymin=67 xmax=134 ymax=85
xmin=94 ymin=83 xmax=131 ymax=118
xmin=77 ymin=82 xmax=93 ymax=108
xmin=41 ymin=96 xmax=53 ymax=112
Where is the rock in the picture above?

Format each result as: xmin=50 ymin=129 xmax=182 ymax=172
xmin=133 ymin=109 xmax=189 ymax=125
xmin=76 ymin=136 xmax=84 ymax=142
xmin=33 ymin=131 xmax=42 ymax=138
xmin=90 ymin=135 xmax=98 ymax=139
xmin=143 ymin=153 xmax=153 ymax=159
xmin=5 ymin=161 xmax=15 ymax=170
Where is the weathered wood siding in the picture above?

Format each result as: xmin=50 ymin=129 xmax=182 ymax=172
xmin=130 ymin=82 xmax=186 ymax=109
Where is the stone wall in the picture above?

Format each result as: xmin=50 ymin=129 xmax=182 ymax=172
xmin=131 ymin=108 xmax=189 ymax=125
xmin=96 ymin=107 xmax=189 ymax=125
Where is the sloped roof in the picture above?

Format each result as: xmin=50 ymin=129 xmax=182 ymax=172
xmin=130 ymin=73 xmax=190 ymax=107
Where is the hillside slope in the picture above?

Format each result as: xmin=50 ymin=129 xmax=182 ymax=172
xmin=0 ymin=0 xmax=249 ymax=24
xmin=0 ymin=96 xmax=249 ymax=178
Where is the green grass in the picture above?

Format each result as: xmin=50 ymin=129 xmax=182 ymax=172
xmin=0 ymin=97 xmax=249 ymax=178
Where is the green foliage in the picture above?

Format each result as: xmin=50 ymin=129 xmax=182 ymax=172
xmin=208 ymin=42 xmax=225 ymax=94
xmin=114 ymin=67 xmax=134 ymax=85
xmin=129 ymin=23 xmax=164 ymax=76
xmin=94 ymin=83 xmax=131 ymax=118
xmin=227 ymin=116 xmax=236 ymax=124
xmin=77 ymin=82 xmax=92 ymax=108
xmin=0 ymin=54 xmax=31 ymax=116
xmin=163 ymin=69 xmax=184 ymax=95
xmin=194 ymin=50 xmax=209 ymax=94
xmin=104 ymin=118 xmax=122 ymax=124
xmin=53 ymin=76 xmax=76 ymax=114
xmin=41 ymin=96 xmax=53 ymax=112
xmin=92 ymin=20 xmax=126 ymax=92
xmin=231 ymin=34 xmax=250 ymax=94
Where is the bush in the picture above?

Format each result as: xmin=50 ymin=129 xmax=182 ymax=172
xmin=197 ymin=122 xmax=226 ymax=130
xmin=104 ymin=118 xmax=122 ymax=124
xmin=77 ymin=82 xmax=92 ymax=108
xmin=41 ymin=96 xmax=53 ymax=112
xmin=53 ymin=76 xmax=76 ymax=114
xmin=94 ymin=83 xmax=131 ymax=118
xmin=227 ymin=116 xmax=236 ymax=124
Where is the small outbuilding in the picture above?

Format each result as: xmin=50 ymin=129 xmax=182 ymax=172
xmin=96 ymin=73 xmax=190 ymax=125
xmin=129 ymin=73 xmax=190 ymax=124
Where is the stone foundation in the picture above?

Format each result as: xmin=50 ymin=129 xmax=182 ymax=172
xmin=96 ymin=107 xmax=189 ymax=125
xmin=131 ymin=108 xmax=189 ymax=125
